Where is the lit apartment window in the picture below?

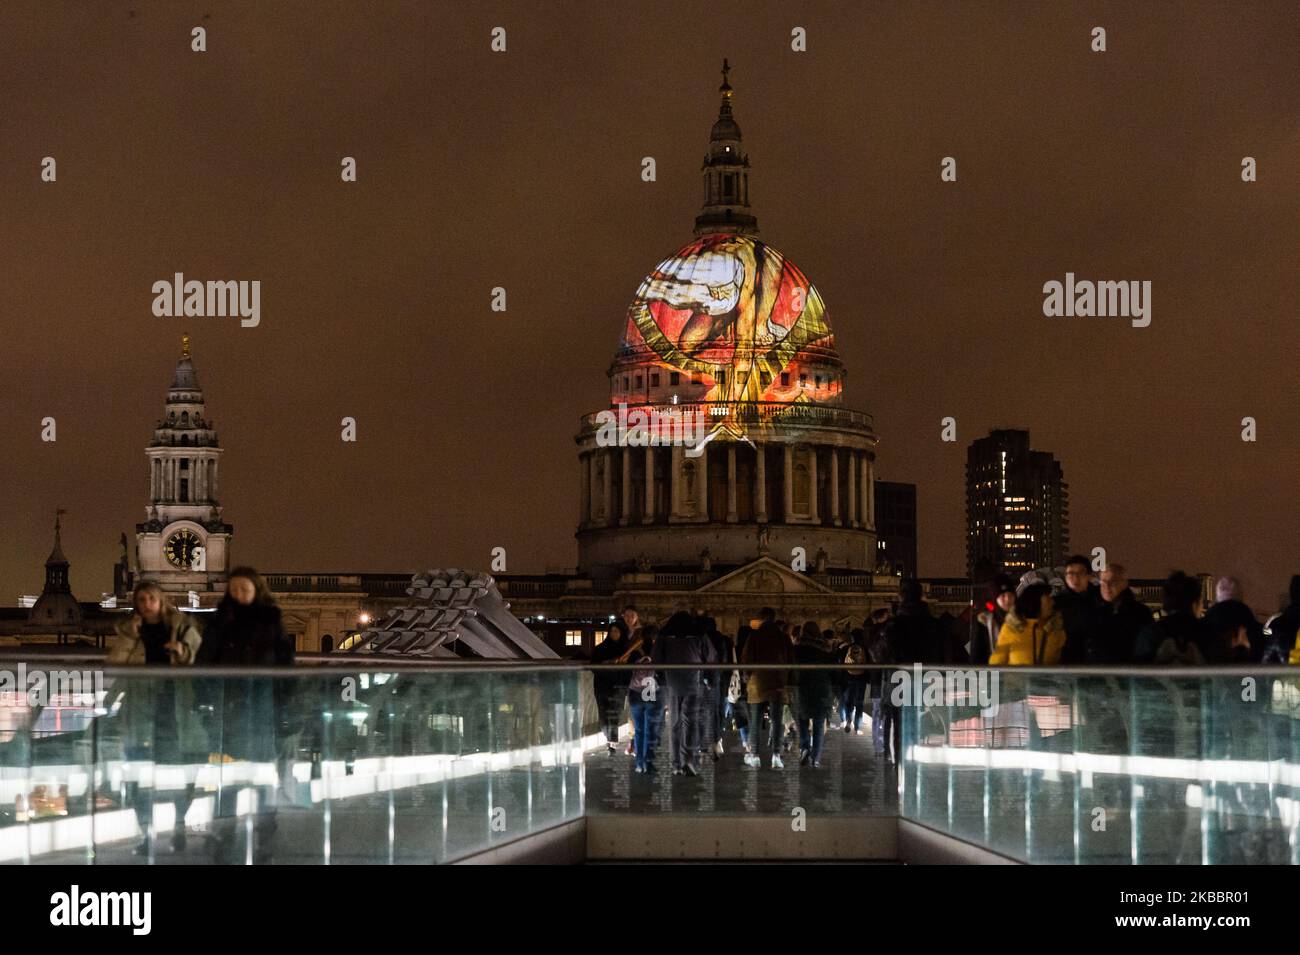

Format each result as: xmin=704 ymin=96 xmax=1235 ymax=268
xmin=593 ymin=630 xmax=608 ymax=645
xmin=565 ymin=630 xmax=582 ymax=647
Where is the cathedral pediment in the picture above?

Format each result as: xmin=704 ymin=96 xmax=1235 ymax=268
xmin=696 ymin=556 xmax=832 ymax=596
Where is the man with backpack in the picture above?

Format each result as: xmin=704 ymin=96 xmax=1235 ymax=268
xmin=840 ymin=628 xmax=870 ymax=736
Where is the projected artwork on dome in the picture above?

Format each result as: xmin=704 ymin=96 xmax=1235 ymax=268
xmin=622 ymin=234 xmax=834 ymax=435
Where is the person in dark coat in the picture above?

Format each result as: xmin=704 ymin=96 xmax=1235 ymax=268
xmin=879 ymin=580 xmax=954 ymax=761
xmin=794 ymin=621 xmax=836 ymax=767
xmin=740 ymin=607 xmax=793 ymax=769
xmin=591 ymin=611 xmax=633 ymax=754
xmin=199 ymin=567 xmax=294 ymax=864
xmin=1134 ymin=571 xmax=1206 ymax=665
xmin=697 ymin=615 xmax=731 ymax=760
xmin=865 ymin=610 xmax=892 ymax=754
xmin=1201 ymin=577 xmax=1264 ymax=662
xmin=887 ymin=579 xmax=958 ymax=665
xmin=1078 ymin=563 xmax=1152 ymax=764
xmin=1084 ymin=563 xmax=1153 ymax=664
xmin=1055 ymin=555 xmax=1099 ymax=664
xmin=655 ymin=611 xmax=716 ymax=775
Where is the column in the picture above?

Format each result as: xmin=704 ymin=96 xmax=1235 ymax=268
xmin=670 ymin=444 xmax=683 ymax=519
xmin=867 ymin=457 xmax=876 ymax=529
xmin=587 ymin=452 xmax=598 ymax=523
xmin=782 ymin=444 xmax=794 ymax=520
xmin=860 ymin=455 xmax=871 ymax=530
xmin=579 ymin=452 xmax=590 ymax=527
xmin=754 ymin=443 xmax=767 ymax=522
xmin=643 ymin=448 xmax=655 ymax=523
xmin=692 ymin=442 xmax=709 ymax=521
xmin=197 ymin=455 xmax=206 ymax=501
xmin=619 ymin=447 xmax=632 ymax=526
xmin=602 ymin=449 xmax=613 ymax=526
xmin=808 ymin=447 xmax=820 ymax=523
xmin=830 ymin=447 xmax=840 ymax=526
xmin=210 ymin=459 xmax=218 ymax=502
xmin=150 ymin=459 xmax=158 ymax=501
xmin=847 ymin=450 xmax=858 ymax=527
xmin=726 ymin=444 xmax=738 ymax=522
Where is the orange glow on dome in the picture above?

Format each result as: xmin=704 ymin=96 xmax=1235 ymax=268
xmin=619 ymin=234 xmax=837 ymax=411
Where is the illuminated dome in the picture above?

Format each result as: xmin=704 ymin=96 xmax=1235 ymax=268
xmin=615 ymin=233 xmax=844 ymax=419
xmin=575 ymin=61 xmax=879 ymax=577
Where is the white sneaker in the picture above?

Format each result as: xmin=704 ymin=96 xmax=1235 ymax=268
xmin=743 ymin=754 xmax=761 ymax=768
xmin=771 ymin=755 xmax=784 ymax=770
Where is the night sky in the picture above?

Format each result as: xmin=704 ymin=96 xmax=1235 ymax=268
xmin=1 ymin=2 xmax=1296 ymax=607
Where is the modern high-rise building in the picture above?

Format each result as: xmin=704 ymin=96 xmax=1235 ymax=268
xmin=873 ymin=481 xmax=917 ymax=577
xmin=965 ymin=429 xmax=1068 ymax=578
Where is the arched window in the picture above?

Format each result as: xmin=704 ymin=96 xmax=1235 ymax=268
xmin=320 ymin=634 xmax=334 ymax=653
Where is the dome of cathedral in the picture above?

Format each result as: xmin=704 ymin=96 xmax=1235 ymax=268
xmin=616 ymin=232 xmax=843 ymax=408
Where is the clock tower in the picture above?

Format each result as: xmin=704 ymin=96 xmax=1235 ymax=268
xmin=135 ymin=336 xmax=233 ymax=596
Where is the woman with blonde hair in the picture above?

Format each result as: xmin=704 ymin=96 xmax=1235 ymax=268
xmin=107 ymin=580 xmax=206 ymax=855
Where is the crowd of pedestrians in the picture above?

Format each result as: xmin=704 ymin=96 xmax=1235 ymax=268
xmin=965 ymin=557 xmax=1297 ymax=668
xmin=588 ymin=561 xmax=1300 ymax=775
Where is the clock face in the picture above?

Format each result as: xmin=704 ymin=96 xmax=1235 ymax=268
xmin=164 ymin=529 xmax=202 ymax=569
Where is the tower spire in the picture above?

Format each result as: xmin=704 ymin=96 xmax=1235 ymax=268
xmin=694 ymin=58 xmax=758 ymax=237
xmin=47 ymin=508 xmax=69 ymax=566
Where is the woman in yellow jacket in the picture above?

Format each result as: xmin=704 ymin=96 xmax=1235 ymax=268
xmin=989 ymin=582 xmax=1067 ymax=666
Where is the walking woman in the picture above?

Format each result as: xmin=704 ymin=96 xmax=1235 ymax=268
xmin=107 ymin=580 xmax=207 ymax=855
xmin=199 ymin=567 xmax=295 ymax=863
